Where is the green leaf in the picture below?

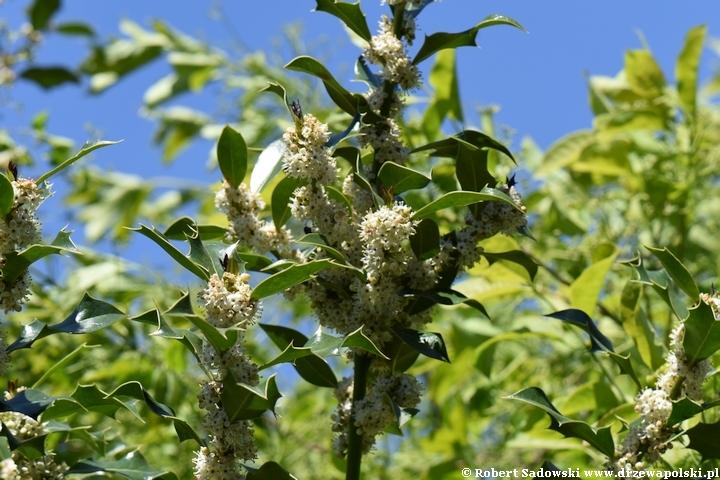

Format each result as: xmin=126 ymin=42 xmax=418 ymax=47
xmin=481 ymin=250 xmax=538 ymax=281
xmin=251 ymin=139 xmax=286 ymax=193
xmin=7 ymin=320 xmax=49 ymax=353
xmin=217 ymin=125 xmax=247 ymax=188
xmin=251 ymin=259 xmax=348 ymax=299
xmin=314 ymin=0 xmax=371 ymax=42
xmin=297 ymin=234 xmax=347 ymax=264
xmin=326 ymin=185 xmax=353 ymax=216
xmin=413 ymin=14 xmax=526 ymax=65
xmin=400 ymin=288 xmax=489 ymax=318
xmin=546 ymin=309 xmax=614 ymax=353
xmin=536 ymin=130 xmax=595 ymax=177
xmin=623 ymin=254 xmax=688 ymax=320
xmin=410 ymin=218 xmax=440 ymax=260
xmin=625 ymin=50 xmax=666 ymax=100
xmin=131 ymin=224 xmax=209 ymax=281
xmin=391 ymin=327 xmax=450 ymax=363
xmin=382 ymin=394 xmax=419 ymax=436
xmin=0 ymin=389 xmax=55 ymax=420
xmin=163 ymin=216 xmax=226 ymax=241
xmin=377 ymin=161 xmax=431 ymax=194
xmin=1 ymin=229 xmax=81 ymax=284
xmin=413 ymin=188 xmax=520 ymax=220
xmin=20 ymin=66 xmax=79 ymax=89
xmin=455 ymin=143 xmax=495 ymax=193
xmin=55 ymin=22 xmax=95 ymax=36
xmin=686 ymin=420 xmax=720 ymax=461
xmin=474 ymin=330 xmax=561 ymax=377
xmin=32 ymin=343 xmax=96 ymax=389
xmin=569 ymin=243 xmax=619 ymax=315
xmin=67 ymin=451 xmax=178 ymax=479
xmin=1 ymin=422 xmax=46 ymax=458
xmin=676 ymin=25 xmax=706 ymax=117
xmin=342 ymin=326 xmax=388 ymax=358
xmin=505 ymin=387 xmax=615 ymax=458
xmin=645 ymin=245 xmax=698 ymax=299
xmin=185 ymin=315 xmax=238 ymax=355
xmin=284 ymin=56 xmax=358 ymax=117
xmin=0 ymin=174 xmax=13 ymax=216
xmin=412 ymin=129 xmax=514 ymax=163
xmin=221 ymin=373 xmax=282 ymax=421
xmin=37 ymin=140 xmax=121 ymax=184
xmin=667 ymin=397 xmax=704 ymax=426
xmin=606 ymin=351 xmax=642 ymax=389
xmin=27 ymin=0 xmax=60 ymax=30
xmin=49 ymin=293 xmax=126 ymax=334
xmin=272 ymin=175 xmax=304 ymax=229
xmin=683 ymin=300 xmax=720 ymax=365
xmin=620 ymin=279 xmax=664 ymax=370
xmin=246 ymin=461 xmax=298 ymax=480
xmin=383 ymin=335 xmax=420 ymax=374
xmin=423 ymin=49 xmax=463 ymax=140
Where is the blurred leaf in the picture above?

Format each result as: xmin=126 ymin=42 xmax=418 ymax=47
xmin=246 ymin=461 xmax=298 ymax=480
xmin=314 ymin=0 xmax=371 ymax=42
xmin=27 ymin=0 xmax=60 ymax=30
xmin=423 ymin=49 xmax=463 ymax=140
xmin=569 ymin=243 xmax=618 ymax=315
xmin=67 ymin=451 xmax=178 ymax=479
xmin=55 ymin=22 xmax=95 ymax=36
xmin=481 ymin=250 xmax=538 ymax=281
xmin=20 ymin=66 xmax=79 ymax=89
xmin=37 ymin=140 xmax=121 ymax=184
xmin=620 ymin=279 xmax=664 ymax=370
xmin=413 ymin=14 xmax=526 ymax=65
xmin=667 ymin=398 xmax=703 ymax=426
xmin=391 ymin=327 xmax=450 ymax=363
xmin=536 ymin=130 xmax=594 ymax=177
xmin=505 ymin=387 xmax=615 ymax=457
xmin=676 ymin=25 xmax=706 ymax=117
xmin=217 ymin=125 xmax=247 ymax=188
xmin=625 ymin=50 xmax=666 ymax=100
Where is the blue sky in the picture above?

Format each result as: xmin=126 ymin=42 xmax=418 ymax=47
xmin=1 ymin=0 xmax=718 ymax=243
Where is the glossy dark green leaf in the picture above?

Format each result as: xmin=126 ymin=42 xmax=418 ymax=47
xmin=546 ymin=309 xmax=614 ymax=353
xmin=382 ymin=394 xmax=419 ymax=436
xmin=27 ymin=0 xmax=60 ymax=30
xmin=297 ymin=234 xmax=347 ymax=264
xmin=326 ymin=185 xmax=353 ymax=216
xmin=185 ymin=315 xmax=238 ymax=355
xmin=377 ymin=161 xmax=431 ymax=194
xmin=67 ymin=451 xmax=178 ymax=479
xmin=1 ymin=229 xmax=81 ymax=283
xmin=293 ymin=354 xmax=338 ymax=388
xmin=391 ymin=327 xmax=450 ymax=363
xmin=352 ymin=170 xmax=383 ymax=209
xmin=645 ymin=245 xmax=698 ymax=299
xmin=413 ymin=14 xmax=526 ymax=65
xmin=37 ymin=140 xmax=121 ymax=184
xmin=20 ymin=66 xmax=79 ymax=89
xmin=410 ymin=218 xmax=440 ymax=260
xmin=676 ymin=25 xmax=706 ymax=117
xmin=131 ymin=224 xmax=209 ymax=281
xmin=683 ymin=301 xmax=720 ymax=365
xmin=48 ymin=293 xmax=126 ymax=334
xmin=217 ymin=125 xmax=247 ymax=188
xmin=272 ymin=175 xmax=304 ymax=229
xmin=400 ymin=288 xmax=488 ymax=318
xmin=40 ymin=385 xmax=122 ymax=421
xmin=107 ymin=382 xmax=201 ymax=444
xmin=221 ymin=373 xmax=281 ymax=421
xmin=505 ymin=387 xmax=615 ymax=458
xmin=0 ymin=389 xmax=55 ymax=420
xmin=686 ymin=420 xmax=720 ymax=461
xmin=455 ymin=144 xmax=494 ymax=193
xmin=251 ymin=259 xmax=348 ymax=299
xmin=238 ymin=252 xmax=275 ymax=272
xmin=667 ymin=398 xmax=704 ymax=426
xmin=246 ymin=461 xmax=298 ymax=480
xmin=1 ymin=422 xmax=46 ymax=458
xmin=342 ymin=326 xmax=388 ymax=358
xmin=259 ymin=342 xmax=314 ymax=370
xmin=163 ymin=216 xmax=226 ymax=241
xmin=314 ymin=0 xmax=371 ymax=42
xmin=0 ymin=174 xmax=13 ymax=216
xmin=284 ymin=56 xmax=358 ymax=117
xmin=482 ymin=250 xmax=538 ymax=281
xmin=413 ymin=188 xmax=519 ymax=220
xmin=622 ymin=254 xmax=688 ymax=320
xmin=7 ymin=320 xmax=49 ymax=353
xmin=412 ymin=129 xmax=514 ymax=163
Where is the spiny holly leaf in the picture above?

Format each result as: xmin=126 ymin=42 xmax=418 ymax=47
xmin=185 ymin=315 xmax=239 ymax=355
xmin=37 ymin=140 xmax=121 ymax=184
xmin=622 ymin=254 xmax=688 ymax=320
xmin=246 ymin=461 xmax=299 ymax=480
xmin=0 ymin=389 xmax=55 ymax=420
xmin=131 ymin=224 xmax=209 ymax=281
xmin=314 ymin=0 xmax=371 ymax=42
xmin=0 ymin=422 xmax=46 ymax=458
xmin=683 ymin=300 xmax=720 ymax=365
xmin=505 ymin=387 xmax=615 ymax=457
xmin=163 ymin=216 xmax=226 ymax=241
xmin=66 ymin=451 xmax=179 ymax=479
xmin=412 ymin=129 xmax=514 ymax=163
xmin=413 ymin=14 xmax=527 ymax=64
xmin=40 ymin=385 xmax=123 ymax=421
xmin=1 ymin=229 xmax=81 ymax=284
xmin=382 ymin=394 xmax=419 ymax=436
xmin=221 ymin=373 xmax=282 ymax=421
xmin=645 ymin=245 xmax=698 ymax=299
xmin=400 ymin=288 xmax=489 ymax=318
xmin=106 ymin=382 xmax=201 ymax=444
xmin=391 ymin=327 xmax=449 ymax=363
xmin=686 ymin=419 xmax=720 ymax=461
xmin=217 ymin=125 xmax=247 ymax=188
xmin=667 ymin=397 xmax=704 ymax=426
xmin=48 ymin=293 xmax=126 ymax=334
xmin=342 ymin=326 xmax=388 ymax=358
xmin=251 ymin=259 xmax=350 ymax=299
xmin=413 ymin=188 xmax=520 ymax=220
xmin=6 ymin=320 xmax=50 ymax=352
xmin=377 ymin=161 xmax=431 ymax=194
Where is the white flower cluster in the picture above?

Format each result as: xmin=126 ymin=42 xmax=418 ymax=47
xmin=215 ymin=180 xmax=289 ymax=254
xmin=364 ymin=17 xmax=420 ymax=91
xmin=448 ymin=181 xmax=528 ymax=271
xmin=359 ymin=118 xmax=409 ymax=167
xmin=194 ymin=273 xmax=261 ymax=480
xmin=198 ymin=272 xmax=259 ymax=329
xmin=332 ymin=373 xmax=422 ymax=456
xmin=0 ymin=178 xmax=44 ymax=313
xmin=282 ymin=113 xmax=339 ymax=186
xmin=0 ymin=411 xmax=67 ymax=479
xmin=610 ymin=319 xmax=712 ymax=472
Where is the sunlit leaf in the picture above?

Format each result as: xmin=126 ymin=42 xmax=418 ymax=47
xmin=391 ymin=327 xmax=450 ymax=363
xmin=217 ymin=125 xmax=247 ymax=188
xmin=37 ymin=140 xmax=121 ymax=184
xmin=314 ymin=0 xmax=372 ymax=42
xmin=67 ymin=451 xmax=178 ymax=479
